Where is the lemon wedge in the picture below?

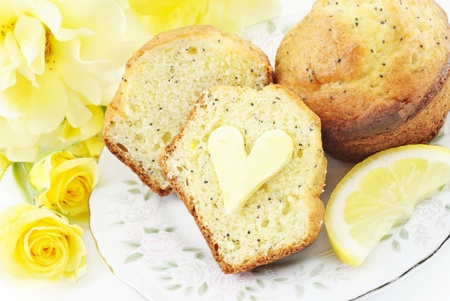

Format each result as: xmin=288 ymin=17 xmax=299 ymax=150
xmin=324 ymin=144 xmax=450 ymax=267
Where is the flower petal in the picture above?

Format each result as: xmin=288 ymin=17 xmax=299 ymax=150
xmin=2 ymin=71 xmax=68 ymax=135
xmin=66 ymin=93 xmax=93 ymax=128
xmin=60 ymin=105 xmax=103 ymax=142
xmin=14 ymin=15 xmax=46 ymax=75
xmin=0 ymin=34 xmax=20 ymax=92
xmin=0 ymin=117 xmax=41 ymax=160
xmin=13 ymin=0 xmax=91 ymax=42
xmin=113 ymin=0 xmax=152 ymax=48
xmin=79 ymin=106 xmax=103 ymax=137
xmin=127 ymin=0 xmax=281 ymax=35
xmin=68 ymin=136 xmax=104 ymax=159
xmin=1 ymin=0 xmax=132 ymax=162
xmin=0 ymin=154 xmax=11 ymax=179
xmin=53 ymin=47 xmax=103 ymax=105
xmin=58 ymin=0 xmax=131 ymax=63
xmin=0 ymin=203 xmax=87 ymax=281
xmin=3 ymin=31 xmax=38 ymax=88
xmin=198 ymin=1 xmax=245 ymax=34
xmin=243 ymin=0 xmax=282 ymax=26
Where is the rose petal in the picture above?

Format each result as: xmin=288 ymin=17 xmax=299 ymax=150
xmin=0 ymin=42 xmax=19 ymax=91
xmin=113 ymin=0 xmax=151 ymax=49
xmin=0 ymin=203 xmax=86 ymax=281
xmin=68 ymin=136 xmax=104 ymax=159
xmin=14 ymin=15 xmax=46 ymax=75
xmin=60 ymin=106 xmax=103 ymax=142
xmin=30 ymin=151 xmax=98 ymax=217
xmin=127 ymin=0 xmax=281 ymax=35
xmin=0 ymin=117 xmax=42 ymax=161
xmin=1 ymin=0 xmax=132 ymax=162
xmin=78 ymin=106 xmax=103 ymax=137
xmin=54 ymin=157 xmax=99 ymax=187
xmin=0 ymin=154 xmax=11 ymax=179
xmin=53 ymin=48 xmax=103 ymax=106
xmin=2 ymin=71 xmax=68 ymax=135
xmin=66 ymin=93 xmax=93 ymax=128
xmin=198 ymin=1 xmax=245 ymax=34
xmin=12 ymin=0 xmax=92 ymax=42
xmin=243 ymin=0 xmax=281 ymax=26
xmin=3 ymin=32 xmax=38 ymax=88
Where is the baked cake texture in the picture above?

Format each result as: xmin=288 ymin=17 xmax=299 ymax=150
xmin=275 ymin=0 xmax=450 ymax=162
xmin=103 ymin=25 xmax=273 ymax=195
xmin=160 ymin=84 xmax=326 ymax=274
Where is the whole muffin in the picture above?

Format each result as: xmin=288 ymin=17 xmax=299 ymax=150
xmin=275 ymin=0 xmax=450 ymax=162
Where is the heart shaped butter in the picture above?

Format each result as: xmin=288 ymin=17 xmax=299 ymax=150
xmin=208 ymin=126 xmax=293 ymax=214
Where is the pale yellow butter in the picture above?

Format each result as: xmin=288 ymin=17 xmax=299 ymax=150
xmin=208 ymin=126 xmax=293 ymax=214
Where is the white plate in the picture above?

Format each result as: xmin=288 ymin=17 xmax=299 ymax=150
xmin=89 ymin=9 xmax=450 ymax=301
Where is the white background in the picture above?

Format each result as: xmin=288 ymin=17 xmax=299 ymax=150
xmin=1 ymin=0 xmax=450 ymax=300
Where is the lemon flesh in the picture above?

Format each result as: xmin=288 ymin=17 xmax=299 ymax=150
xmin=324 ymin=144 xmax=450 ymax=267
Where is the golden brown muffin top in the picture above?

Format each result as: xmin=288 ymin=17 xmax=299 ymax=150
xmin=276 ymin=0 xmax=450 ymax=140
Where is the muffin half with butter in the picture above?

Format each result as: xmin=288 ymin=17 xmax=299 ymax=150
xmin=160 ymin=84 xmax=326 ymax=274
xmin=275 ymin=0 xmax=450 ymax=162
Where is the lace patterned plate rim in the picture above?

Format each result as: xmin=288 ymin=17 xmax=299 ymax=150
xmin=89 ymin=11 xmax=450 ymax=301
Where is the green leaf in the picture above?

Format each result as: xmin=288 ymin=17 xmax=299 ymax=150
xmin=274 ymin=277 xmax=288 ymax=282
xmin=166 ymin=261 xmax=179 ymax=268
xmin=380 ymin=234 xmax=393 ymax=242
xmin=144 ymin=191 xmax=153 ymax=201
xmin=256 ymin=279 xmax=265 ymax=289
xmin=111 ymin=221 xmax=126 ymax=226
xmin=166 ymin=284 xmax=182 ymax=291
xmin=12 ymin=162 xmax=35 ymax=205
xmin=266 ymin=20 xmax=276 ymax=34
xmin=144 ymin=227 xmax=160 ymax=234
xmin=309 ymin=263 xmax=325 ymax=277
xmin=164 ymin=227 xmax=177 ymax=233
xmin=392 ymin=239 xmax=401 ymax=252
xmin=399 ymin=228 xmax=409 ymax=240
xmin=245 ymin=286 xmax=257 ymax=292
xmin=127 ymin=188 xmax=141 ymax=194
xmin=393 ymin=219 xmax=408 ymax=228
xmin=123 ymin=180 xmax=139 ymax=186
xmin=122 ymin=240 xmax=141 ymax=249
xmin=195 ymin=252 xmax=205 ymax=259
xmin=148 ymin=266 xmax=168 ymax=272
xmin=197 ymin=282 xmax=208 ymax=296
xmin=125 ymin=252 xmax=143 ymax=263
xmin=183 ymin=247 xmax=202 ymax=252
xmin=313 ymin=282 xmax=329 ymax=290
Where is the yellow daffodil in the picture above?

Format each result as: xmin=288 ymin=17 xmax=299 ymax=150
xmin=0 ymin=0 xmax=132 ymax=162
xmin=29 ymin=150 xmax=99 ymax=217
xmin=128 ymin=0 xmax=282 ymax=36
xmin=0 ymin=203 xmax=86 ymax=281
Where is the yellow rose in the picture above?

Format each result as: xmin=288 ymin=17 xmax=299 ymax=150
xmin=0 ymin=0 xmax=132 ymax=162
xmin=29 ymin=151 xmax=99 ymax=217
xmin=0 ymin=203 xmax=86 ymax=281
xmin=128 ymin=0 xmax=281 ymax=35
xmin=0 ymin=154 xmax=11 ymax=179
xmin=68 ymin=136 xmax=105 ymax=161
